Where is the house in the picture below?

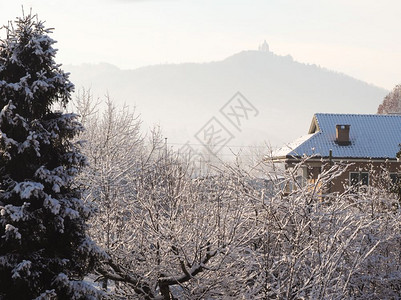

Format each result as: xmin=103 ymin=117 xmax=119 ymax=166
xmin=273 ymin=113 xmax=401 ymax=194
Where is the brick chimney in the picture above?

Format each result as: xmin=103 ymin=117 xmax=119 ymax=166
xmin=335 ymin=125 xmax=351 ymax=146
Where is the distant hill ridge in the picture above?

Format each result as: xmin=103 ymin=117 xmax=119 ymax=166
xmin=66 ymin=50 xmax=388 ymax=150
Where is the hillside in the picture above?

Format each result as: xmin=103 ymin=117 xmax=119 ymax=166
xmin=65 ymin=50 xmax=388 ymax=154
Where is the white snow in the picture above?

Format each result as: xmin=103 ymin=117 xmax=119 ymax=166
xmin=35 ymin=165 xmax=70 ymax=191
xmin=273 ymin=132 xmax=317 ymax=158
xmin=13 ymin=181 xmax=44 ymax=199
xmin=44 ymin=195 xmax=61 ymax=215
xmin=11 ymin=260 xmax=31 ymax=279
xmin=0 ymin=203 xmax=30 ymax=222
xmin=3 ymin=224 xmax=22 ymax=240
xmin=63 ymin=207 xmax=80 ymax=219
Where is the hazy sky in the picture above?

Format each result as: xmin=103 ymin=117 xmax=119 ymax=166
xmin=1 ymin=0 xmax=400 ymax=90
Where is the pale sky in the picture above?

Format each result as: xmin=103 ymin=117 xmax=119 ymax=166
xmin=1 ymin=0 xmax=401 ymax=90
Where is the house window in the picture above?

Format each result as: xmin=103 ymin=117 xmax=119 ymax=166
xmin=349 ymin=172 xmax=369 ymax=186
xmin=389 ymin=173 xmax=400 ymax=188
xmin=283 ymin=175 xmax=305 ymax=194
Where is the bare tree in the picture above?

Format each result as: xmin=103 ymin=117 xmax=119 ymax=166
xmin=239 ymin=158 xmax=401 ymax=299
xmin=73 ymin=90 xmax=143 ymax=290
xmin=377 ymin=84 xmax=401 ymax=114
xmin=75 ymin=91 xmax=401 ymax=299
xmin=73 ymin=91 xmax=262 ymax=298
xmin=98 ymin=148 xmax=260 ymax=299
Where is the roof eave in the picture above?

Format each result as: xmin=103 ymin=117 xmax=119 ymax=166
xmin=282 ymin=156 xmax=399 ymax=162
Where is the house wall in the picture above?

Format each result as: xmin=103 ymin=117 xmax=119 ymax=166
xmin=285 ymin=159 xmax=401 ymax=194
xmin=326 ymin=161 xmax=401 ymax=193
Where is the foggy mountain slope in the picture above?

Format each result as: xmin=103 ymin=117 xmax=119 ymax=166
xmin=66 ymin=50 xmax=388 ymax=151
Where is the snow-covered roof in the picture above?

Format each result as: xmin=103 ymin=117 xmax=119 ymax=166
xmin=275 ymin=113 xmax=401 ymax=159
xmin=273 ymin=132 xmax=317 ymax=158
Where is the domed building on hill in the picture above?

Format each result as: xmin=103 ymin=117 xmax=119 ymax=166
xmin=258 ymin=40 xmax=270 ymax=52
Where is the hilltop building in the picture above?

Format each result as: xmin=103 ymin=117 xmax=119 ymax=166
xmin=258 ymin=40 xmax=270 ymax=52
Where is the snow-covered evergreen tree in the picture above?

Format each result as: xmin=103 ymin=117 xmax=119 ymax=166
xmin=0 ymin=14 xmax=103 ymax=299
